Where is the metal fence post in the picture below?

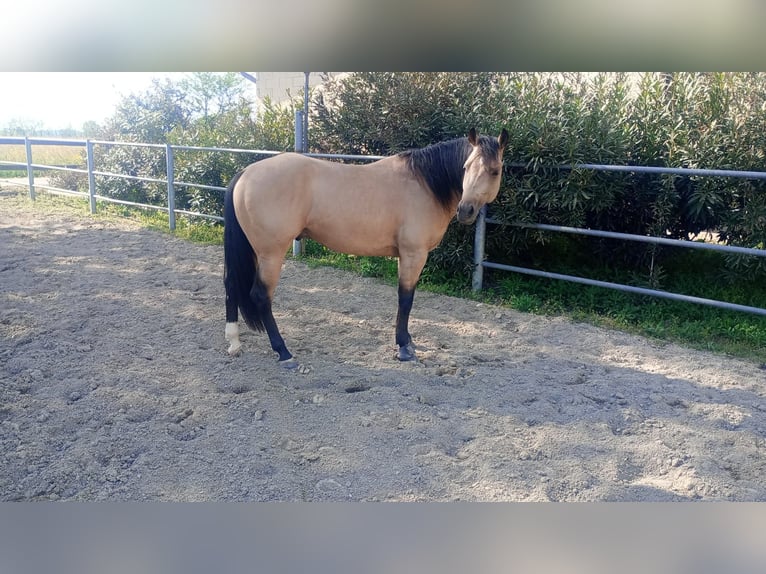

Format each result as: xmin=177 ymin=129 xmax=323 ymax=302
xmin=166 ymin=144 xmax=176 ymax=231
xmin=472 ymin=205 xmax=487 ymax=291
xmin=24 ymin=137 xmax=35 ymax=200
xmin=292 ymin=110 xmax=305 ymax=256
xmin=86 ymin=139 xmax=97 ymax=214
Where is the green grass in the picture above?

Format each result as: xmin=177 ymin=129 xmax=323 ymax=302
xmin=299 ymin=239 xmax=399 ymax=281
xmin=0 ymin=145 xmax=85 ymax=185
xmin=0 ymin=169 xmax=30 ymax=178
xmin=118 ymin=206 xmax=224 ymax=245
xmin=0 ymin=169 xmax=51 ymax=179
xmin=482 ymin=254 xmax=766 ymax=361
xmin=5 ymin=187 xmax=766 ymax=363
xmin=0 ymin=144 xmax=84 ymax=166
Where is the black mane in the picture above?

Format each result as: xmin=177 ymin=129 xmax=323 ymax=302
xmin=399 ymin=135 xmax=501 ymax=209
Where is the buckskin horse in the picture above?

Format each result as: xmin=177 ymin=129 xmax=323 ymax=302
xmin=223 ymin=128 xmax=508 ymax=366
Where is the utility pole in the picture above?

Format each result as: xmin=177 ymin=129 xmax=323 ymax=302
xmin=303 ymin=72 xmax=310 ymax=152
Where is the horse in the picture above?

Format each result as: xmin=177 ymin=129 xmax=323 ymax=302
xmin=223 ymin=128 xmax=508 ymax=366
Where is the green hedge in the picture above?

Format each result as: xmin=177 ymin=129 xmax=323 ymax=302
xmin=312 ymin=72 xmax=766 ymax=283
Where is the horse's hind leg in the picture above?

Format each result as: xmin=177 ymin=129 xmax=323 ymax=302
xmin=225 ymin=291 xmax=242 ymax=356
xmin=253 ymin=255 xmax=296 ymax=366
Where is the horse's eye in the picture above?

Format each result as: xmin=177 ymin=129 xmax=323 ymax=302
xmin=488 ymin=169 xmax=500 ymax=177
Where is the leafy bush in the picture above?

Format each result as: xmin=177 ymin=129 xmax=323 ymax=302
xmin=312 ymin=72 xmax=507 ymax=154
xmin=170 ymin=97 xmax=295 ymax=217
xmin=312 ymin=72 xmax=766 ymax=285
xmin=91 ymin=144 xmax=168 ymax=205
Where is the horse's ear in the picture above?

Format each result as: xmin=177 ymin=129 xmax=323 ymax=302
xmin=498 ymin=129 xmax=509 ymax=150
xmin=468 ymin=128 xmax=478 ymax=146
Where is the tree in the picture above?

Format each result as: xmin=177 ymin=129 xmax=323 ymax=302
xmin=1 ymin=117 xmax=43 ymax=136
xmin=82 ymin=121 xmax=101 ymax=138
xmin=100 ymin=77 xmax=191 ymax=143
xmin=180 ymin=73 xmax=248 ymax=123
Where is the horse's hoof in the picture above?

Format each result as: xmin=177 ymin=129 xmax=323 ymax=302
xmin=227 ymin=342 xmax=242 ymax=356
xmin=396 ymin=344 xmax=417 ymax=362
xmin=279 ymin=358 xmax=300 ymax=370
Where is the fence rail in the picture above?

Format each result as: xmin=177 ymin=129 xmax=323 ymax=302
xmin=2 ymin=136 xmax=766 ymax=317
xmin=0 ymin=137 xmax=285 ymax=226
xmin=473 ymin=161 xmax=766 ymax=317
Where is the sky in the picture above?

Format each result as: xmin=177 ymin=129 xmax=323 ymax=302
xmin=0 ymin=73 xmax=190 ymax=131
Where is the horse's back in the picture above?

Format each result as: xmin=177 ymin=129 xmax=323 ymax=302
xmin=235 ymin=153 xmax=365 ymax=213
xmin=233 ymin=152 xmax=450 ymax=258
xmin=237 ymin=153 xmax=317 ymax=199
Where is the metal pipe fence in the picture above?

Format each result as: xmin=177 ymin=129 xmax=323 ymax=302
xmin=0 ymin=137 xmax=294 ymax=227
xmin=2 ymin=136 xmax=766 ymax=316
xmin=472 ymin=162 xmax=766 ymax=317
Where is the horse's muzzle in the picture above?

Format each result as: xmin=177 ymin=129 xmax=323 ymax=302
xmin=456 ymin=201 xmax=478 ymax=224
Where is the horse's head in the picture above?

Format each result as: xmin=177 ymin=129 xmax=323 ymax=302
xmin=457 ymin=128 xmax=508 ymax=224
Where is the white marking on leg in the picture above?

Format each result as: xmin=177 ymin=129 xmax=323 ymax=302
xmin=225 ymin=322 xmax=242 ymax=356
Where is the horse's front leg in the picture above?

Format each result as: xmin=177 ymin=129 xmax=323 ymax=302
xmin=395 ymin=250 xmax=428 ymax=361
xmin=395 ymin=284 xmax=416 ymax=361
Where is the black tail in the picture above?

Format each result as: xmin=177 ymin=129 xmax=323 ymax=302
xmin=224 ymin=170 xmax=266 ymax=332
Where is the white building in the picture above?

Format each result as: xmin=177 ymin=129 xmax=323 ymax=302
xmin=252 ymin=72 xmax=343 ymax=103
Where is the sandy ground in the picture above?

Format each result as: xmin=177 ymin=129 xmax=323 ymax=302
xmin=1 ymin=187 xmax=766 ymax=501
